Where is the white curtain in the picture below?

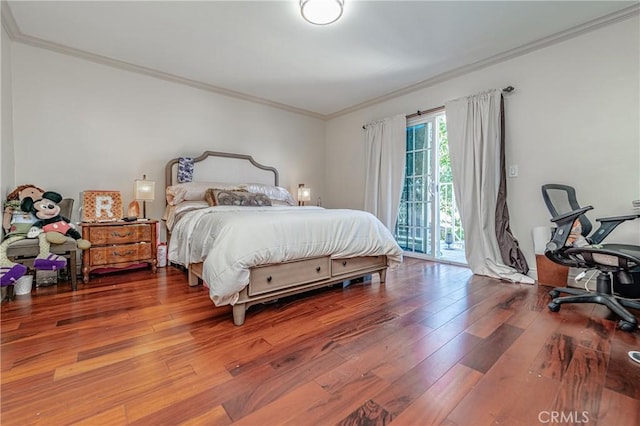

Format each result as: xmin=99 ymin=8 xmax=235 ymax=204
xmin=445 ymin=90 xmax=533 ymax=284
xmin=364 ymin=114 xmax=406 ymax=231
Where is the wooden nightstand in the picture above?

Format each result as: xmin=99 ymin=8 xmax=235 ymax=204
xmin=81 ymin=220 xmax=157 ymax=283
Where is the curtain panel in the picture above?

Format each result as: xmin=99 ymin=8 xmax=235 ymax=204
xmin=363 ymin=114 xmax=406 ymax=231
xmin=496 ymin=99 xmax=529 ymax=275
xmin=445 ymin=89 xmax=532 ymax=284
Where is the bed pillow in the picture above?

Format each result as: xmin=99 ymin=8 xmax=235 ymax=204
xmin=166 ymin=182 xmax=243 ymax=205
xmin=239 ymin=183 xmax=296 ymax=206
xmin=210 ymin=189 xmax=272 ymax=207
xmin=167 ymin=181 xmax=296 ymax=206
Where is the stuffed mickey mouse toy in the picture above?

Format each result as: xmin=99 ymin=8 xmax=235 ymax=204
xmin=21 ymin=191 xmax=91 ymax=250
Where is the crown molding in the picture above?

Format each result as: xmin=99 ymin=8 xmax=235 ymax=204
xmin=3 ymin=2 xmax=638 ymax=121
xmin=326 ymin=3 xmax=640 ymax=120
xmin=1 ymin=1 xmax=20 ymax=38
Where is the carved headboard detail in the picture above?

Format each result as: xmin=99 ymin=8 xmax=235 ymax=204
xmin=165 ymin=151 xmax=280 ymax=196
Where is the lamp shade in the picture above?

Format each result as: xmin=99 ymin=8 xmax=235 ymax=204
xmin=298 ymin=184 xmax=311 ymax=202
xmin=134 ymin=176 xmax=155 ymax=201
xmin=300 ymin=0 xmax=344 ymax=25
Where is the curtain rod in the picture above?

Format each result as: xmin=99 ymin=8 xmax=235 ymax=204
xmin=362 ymin=85 xmax=515 ymax=129
xmin=406 ymin=105 xmax=445 ymax=120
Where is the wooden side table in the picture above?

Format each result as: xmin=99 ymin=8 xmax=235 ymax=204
xmin=81 ymin=220 xmax=157 ymax=283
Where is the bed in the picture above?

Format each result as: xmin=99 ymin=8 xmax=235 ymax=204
xmin=164 ymin=151 xmax=403 ymax=325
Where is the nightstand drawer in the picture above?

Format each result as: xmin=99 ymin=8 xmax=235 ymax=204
xmin=81 ymin=219 xmax=158 ymax=284
xmin=331 ymin=256 xmax=386 ymax=276
xmin=87 ymin=225 xmax=152 ymax=245
xmin=87 ymin=242 xmax=153 ymax=266
xmin=249 ymin=257 xmax=331 ymax=296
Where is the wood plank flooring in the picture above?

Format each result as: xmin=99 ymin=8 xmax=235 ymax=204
xmin=1 ymin=258 xmax=639 ymax=425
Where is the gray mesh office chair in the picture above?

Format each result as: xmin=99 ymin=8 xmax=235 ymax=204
xmin=541 ymin=184 xmax=640 ymax=332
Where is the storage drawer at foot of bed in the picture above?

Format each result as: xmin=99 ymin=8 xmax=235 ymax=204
xmin=249 ymin=256 xmax=331 ymax=296
xmin=331 ymin=256 xmax=386 ymax=276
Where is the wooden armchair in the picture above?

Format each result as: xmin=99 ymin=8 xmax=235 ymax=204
xmin=6 ymin=198 xmax=79 ymax=291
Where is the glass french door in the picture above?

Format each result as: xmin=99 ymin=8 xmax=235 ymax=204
xmin=395 ymin=112 xmax=466 ymax=263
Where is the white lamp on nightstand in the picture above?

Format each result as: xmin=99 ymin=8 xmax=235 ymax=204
xmin=134 ymin=175 xmax=155 ymax=218
xmin=298 ymin=184 xmax=311 ymax=206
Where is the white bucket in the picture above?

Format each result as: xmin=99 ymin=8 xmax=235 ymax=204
xmin=157 ymin=243 xmax=167 ymax=268
xmin=15 ymin=274 xmax=33 ymax=295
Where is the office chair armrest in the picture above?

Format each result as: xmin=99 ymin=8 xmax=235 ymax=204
xmin=590 ymin=213 xmax=640 ymax=244
xmin=549 ymin=206 xmax=593 ymax=224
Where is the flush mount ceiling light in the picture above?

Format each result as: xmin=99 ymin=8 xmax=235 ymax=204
xmin=300 ymin=0 xmax=344 ymax=25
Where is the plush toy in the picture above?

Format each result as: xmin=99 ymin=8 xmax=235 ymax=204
xmin=566 ymin=219 xmax=589 ymax=248
xmin=21 ymin=191 xmax=91 ymax=250
xmin=1 ymin=185 xmax=67 ymax=291
xmin=3 ymin=184 xmax=44 ymax=235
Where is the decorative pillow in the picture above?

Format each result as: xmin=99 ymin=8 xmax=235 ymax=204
xmin=210 ymin=189 xmax=272 ymax=207
xmin=177 ymin=157 xmax=194 ymax=183
xmin=205 ymin=188 xmax=246 ymax=206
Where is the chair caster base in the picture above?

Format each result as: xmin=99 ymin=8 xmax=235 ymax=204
xmin=618 ymin=320 xmax=637 ymax=333
xmin=548 ymin=301 xmax=561 ymax=312
xmin=549 ymin=290 xmax=560 ymax=298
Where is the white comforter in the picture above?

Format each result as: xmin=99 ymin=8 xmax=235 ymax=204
xmin=168 ymin=206 xmax=403 ymax=306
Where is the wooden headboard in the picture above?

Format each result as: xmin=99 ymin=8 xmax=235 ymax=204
xmin=165 ymin=151 xmax=280 ymax=191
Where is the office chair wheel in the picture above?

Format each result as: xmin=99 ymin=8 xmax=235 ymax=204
xmin=549 ymin=290 xmax=560 ymax=298
xmin=548 ymin=302 xmax=561 ymax=312
xmin=618 ymin=320 xmax=637 ymax=333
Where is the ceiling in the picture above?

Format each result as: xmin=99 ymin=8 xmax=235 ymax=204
xmin=4 ymin=1 xmax=638 ymax=119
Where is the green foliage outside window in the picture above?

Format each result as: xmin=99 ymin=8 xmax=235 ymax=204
xmin=397 ymin=115 xmax=464 ymax=252
xmin=437 ymin=117 xmax=464 ymax=242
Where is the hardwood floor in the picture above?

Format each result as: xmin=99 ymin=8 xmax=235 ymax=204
xmin=1 ymin=258 xmax=639 ymax=425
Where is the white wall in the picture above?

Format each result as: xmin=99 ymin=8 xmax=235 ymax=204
xmin=1 ymin=25 xmax=15 ymax=197
xmin=325 ymin=16 xmax=640 ymax=274
xmin=9 ymin=43 xmax=326 ymax=239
